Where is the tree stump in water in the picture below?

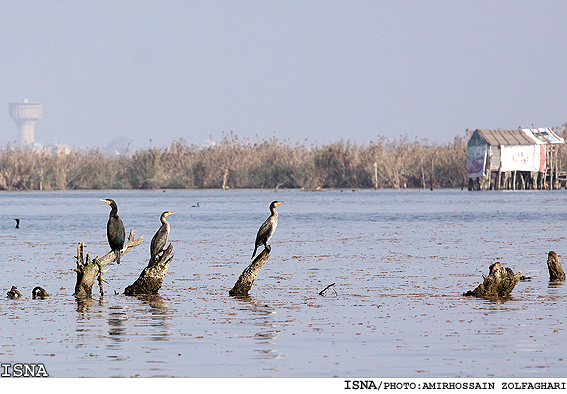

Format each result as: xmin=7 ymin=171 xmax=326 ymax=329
xmin=73 ymin=229 xmax=143 ymax=298
xmin=124 ymin=243 xmax=174 ymax=296
xmin=229 ymin=249 xmax=270 ymax=297
xmin=547 ymin=251 xmax=566 ymax=281
xmin=463 ymin=262 xmax=522 ymax=299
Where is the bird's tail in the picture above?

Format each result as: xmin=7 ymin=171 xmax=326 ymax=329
xmin=115 ymin=250 xmax=121 ymax=264
xmin=251 ymin=245 xmax=258 ymax=259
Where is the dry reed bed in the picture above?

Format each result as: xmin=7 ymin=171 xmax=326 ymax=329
xmin=1 ymin=128 xmax=565 ymax=191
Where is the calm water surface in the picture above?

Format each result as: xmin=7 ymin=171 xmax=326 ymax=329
xmin=0 ymin=188 xmax=566 ymax=377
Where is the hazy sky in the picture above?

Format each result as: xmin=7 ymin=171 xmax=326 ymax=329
xmin=2 ymin=1 xmax=567 ymax=150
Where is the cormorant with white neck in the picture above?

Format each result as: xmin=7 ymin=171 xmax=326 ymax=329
xmin=150 ymin=211 xmax=174 ymax=264
xmin=251 ymin=201 xmax=285 ymax=259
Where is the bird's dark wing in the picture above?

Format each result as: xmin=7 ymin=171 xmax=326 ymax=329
xmin=107 ymin=216 xmax=125 ymax=251
xmin=255 ymin=217 xmax=274 ymax=247
xmin=151 ymin=224 xmax=169 ymax=256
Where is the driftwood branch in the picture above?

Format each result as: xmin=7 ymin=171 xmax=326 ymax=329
xmin=547 ymin=251 xmax=566 ymax=281
xmin=124 ymin=243 xmax=174 ymax=296
xmin=464 ymin=262 xmax=522 ymax=299
xmin=229 ymin=249 xmax=270 ymax=297
xmin=73 ymin=229 xmax=143 ymax=299
xmin=319 ymin=283 xmax=337 ymax=296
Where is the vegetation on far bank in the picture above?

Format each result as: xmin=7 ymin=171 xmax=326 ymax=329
xmin=1 ymin=127 xmax=566 ymax=191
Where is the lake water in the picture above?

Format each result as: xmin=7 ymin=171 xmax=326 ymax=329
xmin=0 ymin=188 xmax=566 ymax=378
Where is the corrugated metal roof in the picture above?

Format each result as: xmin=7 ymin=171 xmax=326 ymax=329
xmin=476 ymin=129 xmax=538 ymax=146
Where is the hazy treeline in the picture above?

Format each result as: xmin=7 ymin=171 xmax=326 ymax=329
xmin=0 ymin=131 xmax=492 ymax=191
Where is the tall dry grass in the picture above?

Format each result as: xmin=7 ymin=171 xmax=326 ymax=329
xmin=0 ymin=132 xmax=474 ymax=190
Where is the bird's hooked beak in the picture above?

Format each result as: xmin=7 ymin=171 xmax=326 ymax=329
xmin=276 ymin=201 xmax=286 ymax=206
xmin=166 ymin=211 xmax=176 ymax=216
xmin=100 ymin=199 xmax=110 ymax=204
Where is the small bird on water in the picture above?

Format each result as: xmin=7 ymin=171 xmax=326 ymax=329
xmin=101 ymin=198 xmax=126 ymax=264
xmin=32 ymin=286 xmax=49 ymax=299
xmin=150 ymin=211 xmax=174 ymax=265
xmin=251 ymin=201 xmax=285 ymax=259
xmin=14 ymin=219 xmax=20 ymax=229
xmin=7 ymin=286 xmax=22 ymax=299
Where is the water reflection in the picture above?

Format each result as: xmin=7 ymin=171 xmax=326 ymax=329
xmin=108 ymin=305 xmax=127 ymax=341
xmin=106 ymin=305 xmax=128 ymax=362
xmin=233 ymin=296 xmax=282 ymax=361
xmin=135 ymin=294 xmax=172 ymax=342
xmin=73 ymin=294 xmax=173 ymax=358
xmin=75 ymin=297 xmax=101 ymax=314
xmin=548 ymin=280 xmax=564 ymax=289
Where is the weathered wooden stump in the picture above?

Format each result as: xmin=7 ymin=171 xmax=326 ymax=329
xmin=229 ymin=249 xmax=270 ymax=297
xmin=547 ymin=251 xmax=566 ymax=281
xmin=124 ymin=243 xmax=174 ymax=296
xmin=464 ymin=262 xmax=522 ymax=299
xmin=73 ymin=229 xmax=143 ymax=298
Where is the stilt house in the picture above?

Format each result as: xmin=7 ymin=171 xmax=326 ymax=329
xmin=467 ymin=128 xmax=564 ymax=190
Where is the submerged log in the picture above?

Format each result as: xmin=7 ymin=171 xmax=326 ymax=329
xmin=73 ymin=229 xmax=143 ymax=298
xmin=229 ymin=248 xmax=270 ymax=297
xmin=464 ymin=262 xmax=522 ymax=299
xmin=124 ymin=243 xmax=174 ymax=296
xmin=547 ymin=251 xmax=566 ymax=281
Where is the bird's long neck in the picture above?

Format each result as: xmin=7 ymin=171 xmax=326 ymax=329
xmin=270 ymin=205 xmax=279 ymax=218
xmin=161 ymin=214 xmax=170 ymax=231
xmin=109 ymin=203 xmax=118 ymax=218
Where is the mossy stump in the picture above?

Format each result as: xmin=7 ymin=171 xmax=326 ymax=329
xmin=73 ymin=230 xmax=143 ymax=299
xmin=547 ymin=251 xmax=566 ymax=281
xmin=464 ymin=262 xmax=522 ymax=299
xmin=229 ymin=249 xmax=270 ymax=297
xmin=124 ymin=243 xmax=174 ymax=296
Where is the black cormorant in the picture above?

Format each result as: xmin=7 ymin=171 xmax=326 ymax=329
xmin=251 ymin=201 xmax=285 ymax=259
xmin=14 ymin=219 xmax=19 ymax=229
xmin=150 ymin=211 xmax=174 ymax=264
xmin=101 ymin=198 xmax=125 ymax=264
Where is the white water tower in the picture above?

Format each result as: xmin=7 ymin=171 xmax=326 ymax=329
xmin=9 ymin=99 xmax=42 ymax=147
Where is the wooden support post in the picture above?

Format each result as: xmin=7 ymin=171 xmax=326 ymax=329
xmin=497 ymin=169 xmax=502 ymax=190
xmin=551 ymin=147 xmax=556 ymax=190
xmin=373 ymin=162 xmax=378 ymax=190
xmin=222 ymin=169 xmax=229 ymax=191
xmin=430 ymin=159 xmax=434 ymax=191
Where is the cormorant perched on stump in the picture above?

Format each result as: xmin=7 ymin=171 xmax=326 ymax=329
xmin=251 ymin=201 xmax=285 ymax=259
xmin=150 ymin=211 xmax=174 ymax=265
xmin=101 ymin=198 xmax=125 ymax=264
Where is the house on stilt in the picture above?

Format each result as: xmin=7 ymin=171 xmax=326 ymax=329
xmin=467 ymin=128 xmax=565 ymax=190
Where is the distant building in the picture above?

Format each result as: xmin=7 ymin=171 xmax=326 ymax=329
xmin=9 ymin=99 xmax=42 ymax=147
xmin=44 ymin=142 xmax=73 ymax=155
xmin=467 ymin=128 xmax=564 ymax=190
